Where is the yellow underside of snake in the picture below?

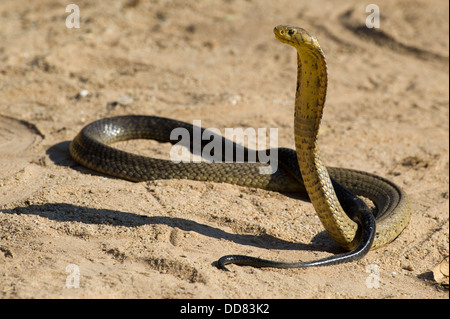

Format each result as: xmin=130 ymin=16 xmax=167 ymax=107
xmin=70 ymin=25 xmax=411 ymax=267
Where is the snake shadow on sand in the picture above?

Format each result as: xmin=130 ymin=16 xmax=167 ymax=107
xmin=4 ymin=202 xmax=345 ymax=255
xmin=43 ymin=141 xmax=344 ymax=255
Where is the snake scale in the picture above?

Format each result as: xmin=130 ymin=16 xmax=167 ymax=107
xmin=69 ymin=25 xmax=411 ymax=270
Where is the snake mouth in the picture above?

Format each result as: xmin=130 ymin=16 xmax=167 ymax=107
xmin=274 ymin=25 xmax=318 ymax=50
xmin=273 ymin=25 xmax=297 ymax=45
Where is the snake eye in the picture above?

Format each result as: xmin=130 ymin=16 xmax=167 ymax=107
xmin=288 ymin=29 xmax=295 ymax=36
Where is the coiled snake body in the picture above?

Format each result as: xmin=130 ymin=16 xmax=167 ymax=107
xmin=70 ymin=25 xmax=411 ymax=270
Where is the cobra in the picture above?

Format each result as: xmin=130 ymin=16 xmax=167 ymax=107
xmin=69 ymin=25 xmax=411 ymax=270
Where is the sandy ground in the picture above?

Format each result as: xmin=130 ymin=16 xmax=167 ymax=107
xmin=0 ymin=0 xmax=448 ymax=299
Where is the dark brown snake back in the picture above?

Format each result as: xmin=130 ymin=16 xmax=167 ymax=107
xmin=69 ymin=115 xmax=410 ymax=250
